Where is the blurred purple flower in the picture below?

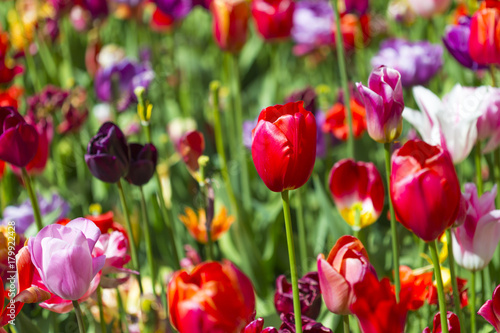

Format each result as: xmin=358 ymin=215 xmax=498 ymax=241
xmin=27 ymin=85 xmax=69 ymax=116
xmin=371 ymin=39 xmax=443 ymax=87
xmin=443 ymin=16 xmax=487 ymax=71
xmin=1 ymin=193 xmax=69 ymax=234
xmin=344 ymin=0 xmax=369 ymax=15
xmin=279 ymin=313 xmax=332 ymax=333
xmin=153 ymin=0 xmax=194 ymax=20
xmin=94 ymin=59 xmax=155 ymax=112
xmin=275 ymin=272 xmax=322 ymax=319
xmin=84 ymin=0 xmax=109 ymax=19
xmin=315 ymin=110 xmax=326 ymax=157
xmin=243 ymin=119 xmax=258 ymax=149
xmin=291 ymin=0 xmax=334 ymax=56
xmin=284 ymin=87 xmax=318 ymax=114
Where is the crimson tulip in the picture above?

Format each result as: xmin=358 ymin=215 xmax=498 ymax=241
xmin=469 ymin=1 xmax=500 ymax=65
xmin=251 ymin=0 xmax=295 ymax=41
xmin=178 ymin=130 xmax=205 ymax=172
xmin=252 ymin=101 xmax=316 ymax=192
xmin=317 ymin=235 xmax=376 ymax=315
xmin=423 ymin=312 xmax=461 ymax=333
xmin=479 ymin=285 xmax=500 ymax=332
xmin=211 ymin=0 xmax=250 ymax=53
xmin=328 ymin=159 xmax=384 ymax=230
xmin=0 ymin=107 xmax=38 ymax=168
xmin=168 ymin=260 xmax=255 ymax=332
xmin=390 ymin=140 xmax=460 ymax=242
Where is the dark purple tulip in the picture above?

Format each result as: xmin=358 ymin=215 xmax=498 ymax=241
xmin=153 ymin=0 xmax=194 ymax=20
xmin=85 ymin=122 xmax=130 ymax=183
xmin=284 ymin=87 xmax=317 ymax=114
xmin=0 ymin=107 xmax=39 ymax=167
xmin=344 ymin=0 xmax=369 ymax=15
xmin=443 ymin=16 xmax=487 ymax=71
xmin=84 ymin=0 xmax=109 ymax=19
xmin=244 ymin=318 xmax=278 ymax=333
xmin=371 ymin=39 xmax=443 ymax=87
xmin=279 ymin=313 xmax=332 ymax=333
xmin=275 ymin=272 xmax=322 ymax=319
xmin=125 ymin=143 xmax=158 ymax=186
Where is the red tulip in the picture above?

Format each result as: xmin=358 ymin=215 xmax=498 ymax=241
xmin=168 ymin=260 xmax=255 ymax=333
xmin=469 ymin=1 xmax=500 ymax=65
xmin=251 ymin=0 xmax=295 ymax=41
xmin=479 ymin=284 xmax=500 ymax=331
xmin=317 ymin=235 xmax=376 ymax=315
xmin=390 ymin=140 xmax=460 ymax=242
xmin=328 ymin=159 xmax=384 ymax=230
xmin=211 ymin=0 xmax=250 ymax=53
xmin=398 ymin=265 xmax=433 ymax=311
xmin=178 ymin=130 xmax=205 ymax=172
xmin=22 ymin=117 xmax=53 ymax=175
xmin=423 ymin=312 xmax=461 ymax=333
xmin=0 ymin=86 xmax=23 ymax=108
xmin=0 ymin=161 xmax=4 ymax=180
xmin=251 ymin=101 xmax=317 ymax=192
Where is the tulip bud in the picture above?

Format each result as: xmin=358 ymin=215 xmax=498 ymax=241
xmin=469 ymin=1 xmax=500 ymax=66
xmin=252 ymin=101 xmax=317 ymax=192
xmin=211 ymin=0 xmax=250 ymax=53
xmin=251 ymin=0 xmax=295 ymax=41
xmin=390 ymin=140 xmax=461 ymax=242
xmin=356 ymin=66 xmax=404 ymax=143
xmin=479 ymin=285 xmax=500 ymax=331
xmin=423 ymin=311 xmax=461 ymax=333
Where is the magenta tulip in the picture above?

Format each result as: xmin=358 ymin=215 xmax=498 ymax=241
xmin=479 ymin=285 xmax=500 ymax=332
xmin=390 ymin=140 xmax=461 ymax=242
xmin=252 ymin=101 xmax=317 ymax=192
xmin=28 ymin=218 xmax=106 ymax=300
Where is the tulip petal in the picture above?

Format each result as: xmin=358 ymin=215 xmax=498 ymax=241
xmin=0 ymin=124 xmax=38 ymax=167
xmin=66 ymin=218 xmax=102 ymax=251
xmin=479 ymin=300 xmax=500 ymax=331
xmin=317 ymin=256 xmax=350 ymax=314
xmin=85 ymin=154 xmax=126 ymax=183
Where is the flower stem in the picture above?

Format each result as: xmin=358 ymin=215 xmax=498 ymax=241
xmin=230 ymin=53 xmax=252 ymax=213
xmin=139 ymin=186 xmax=157 ymax=295
xmin=475 ymin=142 xmax=483 ymax=196
xmin=281 ymin=190 xmax=303 ymax=333
xmin=296 ymin=189 xmax=308 ymax=274
xmin=353 ymin=206 xmax=361 ymax=240
xmin=116 ymin=287 xmax=130 ymax=333
xmin=471 ymin=270 xmax=477 ymax=333
xmin=446 ymin=229 xmax=464 ymax=328
xmin=343 ymin=315 xmax=350 ymax=333
xmin=72 ymin=301 xmax=86 ymax=333
xmin=429 ymin=240 xmax=450 ymax=333
xmin=384 ymin=143 xmax=400 ymax=300
xmin=21 ymin=168 xmax=43 ymax=231
xmin=117 ymin=180 xmax=143 ymax=294
xmin=490 ymin=65 xmax=497 ymax=87
xmin=96 ymin=285 xmax=107 ymax=333
xmin=332 ymin=0 xmax=354 ymax=158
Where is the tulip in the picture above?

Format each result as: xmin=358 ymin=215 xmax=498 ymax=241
xmin=407 ymin=0 xmax=451 ymax=18
xmin=279 ymin=313 xmax=333 ymax=332
xmin=317 ymin=235 xmax=376 ymax=315
xmin=154 ymin=0 xmax=193 ymax=20
xmin=178 ymin=130 xmax=205 ymax=172
xmin=284 ymin=87 xmax=317 ymax=114
xmin=19 ymin=116 xmax=53 ymax=175
xmin=0 ymin=161 xmax=4 ymax=180
xmin=244 ymin=318 xmax=278 ymax=333
xmin=85 ymin=122 xmax=131 ymax=183
xmin=0 ymin=86 xmax=23 ymax=108
xmin=398 ymin=265 xmax=433 ymax=311
xmin=84 ymin=210 xmax=128 ymax=239
xmin=274 ymin=272 xmax=322 ymax=319
xmin=168 ymin=260 xmax=255 ymax=332
xmin=356 ymin=66 xmax=404 ymax=143
xmin=451 ymin=183 xmax=500 ymax=272
xmin=178 ymin=206 xmax=235 ymax=243
xmin=390 ymin=140 xmax=461 ymax=242
xmin=343 ymin=0 xmax=369 ymax=15
xmin=28 ymin=218 xmax=106 ymax=301
xmin=475 ymin=87 xmax=500 ymax=153
xmin=423 ymin=312 xmax=461 ymax=333
xmin=322 ymin=98 xmax=366 ymax=141
xmin=469 ymin=1 xmax=500 ymax=66
xmin=350 ymin=273 xmax=408 ymax=333
xmin=427 ymin=273 xmax=468 ymax=309
xmin=125 ymin=143 xmax=158 ymax=186
xmin=332 ymin=13 xmax=371 ymax=52
xmin=328 ymin=159 xmax=384 ymax=230
xmin=211 ymin=0 xmax=250 ymax=53
xmin=252 ymin=101 xmax=317 ymax=192
xmin=403 ymin=85 xmax=483 ymax=164
xmin=0 ymin=107 xmax=38 ymax=167
xmin=0 ymin=60 xmax=23 ymax=85
xmin=251 ymin=0 xmax=295 ymax=41
xmin=479 ymin=284 xmax=500 ymax=332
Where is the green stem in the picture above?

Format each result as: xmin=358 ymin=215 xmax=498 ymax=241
xmin=24 ymin=45 xmax=42 ymax=92
xmin=139 ymin=186 xmax=157 ymax=295
xmin=343 ymin=315 xmax=350 ymax=333
xmin=429 ymin=241 xmax=450 ymax=333
xmin=21 ymin=168 xmax=43 ymax=231
xmin=490 ymin=66 xmax=497 ymax=87
xmin=475 ymin=142 xmax=483 ymax=196
xmin=230 ymin=53 xmax=252 ymax=213
xmin=72 ymin=301 xmax=85 ymax=333
xmin=281 ymin=190 xmax=303 ymax=333
xmin=471 ymin=270 xmax=477 ymax=333
xmin=353 ymin=206 xmax=361 ymax=240
xmin=116 ymin=287 xmax=130 ymax=333
xmin=332 ymin=0 xmax=354 ymax=158
xmin=296 ymin=189 xmax=307 ymax=274
xmin=495 ymin=148 xmax=500 ymax=209
xmin=96 ymin=285 xmax=107 ymax=333
xmin=271 ymin=43 xmax=281 ymax=102
xmin=446 ymin=229 xmax=464 ymax=328
xmin=117 ymin=180 xmax=143 ymax=294
xmin=384 ymin=143 xmax=400 ymax=300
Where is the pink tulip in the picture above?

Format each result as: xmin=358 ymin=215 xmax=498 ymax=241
xmin=452 ymin=184 xmax=500 ymax=271
xmin=479 ymin=284 xmax=500 ymax=332
xmin=407 ymin=0 xmax=452 ymax=19
xmin=28 ymin=218 xmax=106 ymax=301
xmin=317 ymin=235 xmax=376 ymax=315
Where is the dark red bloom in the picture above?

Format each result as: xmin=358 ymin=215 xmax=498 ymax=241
xmin=279 ymin=313 xmax=332 ymax=333
xmin=423 ymin=312 xmax=461 ymax=333
xmin=274 ymin=272 xmax=321 ymax=319
xmin=178 ymin=130 xmax=205 ymax=172
xmin=0 ymin=107 xmax=38 ymax=167
xmin=251 ymin=0 xmax=295 ymax=41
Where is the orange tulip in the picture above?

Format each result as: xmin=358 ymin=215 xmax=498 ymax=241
xmin=211 ymin=0 xmax=250 ymax=53
xmin=179 ymin=206 xmax=235 ymax=243
xmin=322 ymin=98 xmax=367 ymax=141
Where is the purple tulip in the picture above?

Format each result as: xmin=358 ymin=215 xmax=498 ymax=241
xmin=244 ymin=318 xmax=278 ymax=333
xmin=344 ymin=0 xmax=369 ymax=15
xmin=443 ymin=16 xmax=487 ymax=71
xmin=284 ymin=87 xmax=318 ymax=114
xmin=84 ymin=0 xmax=109 ymax=19
xmin=291 ymin=0 xmax=334 ymax=56
xmin=275 ymin=272 xmax=322 ymax=319
xmin=356 ymin=66 xmax=404 ymax=143
xmin=371 ymin=39 xmax=443 ymax=87
xmin=279 ymin=313 xmax=333 ymax=333
xmin=476 ymin=86 xmax=500 ymax=153
xmin=125 ymin=143 xmax=158 ymax=186
xmin=85 ymin=122 xmax=130 ymax=183
xmin=0 ymin=107 xmax=39 ymax=167
xmin=153 ymin=0 xmax=194 ymax=20
xmin=28 ymin=218 xmax=106 ymax=300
